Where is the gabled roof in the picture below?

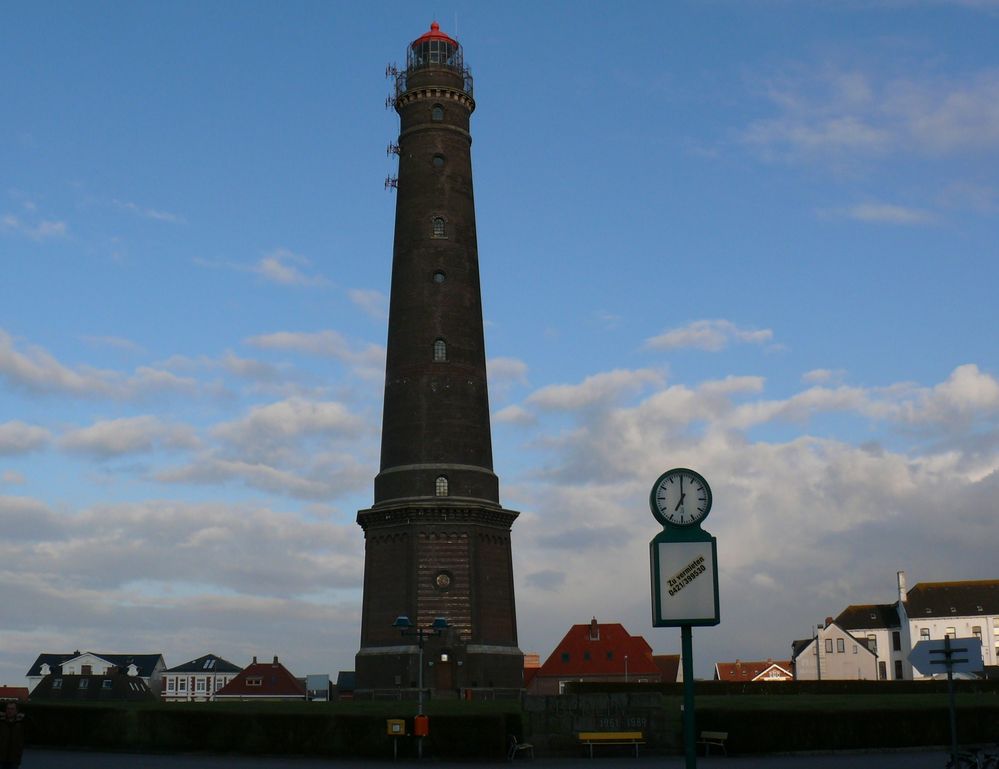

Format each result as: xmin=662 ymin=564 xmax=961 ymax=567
xmin=905 ymin=580 xmax=999 ymax=618
xmin=715 ymin=660 xmax=793 ymax=682
xmin=335 ymin=671 xmax=355 ymax=691
xmin=790 ymin=638 xmax=812 ymax=661
xmin=653 ymin=654 xmax=680 ymax=682
xmin=26 ymin=652 xmax=163 ymax=678
xmin=165 ymin=653 xmax=242 ymax=674
xmin=29 ymin=673 xmax=153 ymax=702
xmin=537 ymin=619 xmax=661 ymax=678
xmin=836 ymin=604 xmax=900 ymax=630
xmin=215 ymin=657 xmax=305 ymax=698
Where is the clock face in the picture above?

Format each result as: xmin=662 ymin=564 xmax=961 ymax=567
xmin=650 ymin=468 xmax=712 ymax=527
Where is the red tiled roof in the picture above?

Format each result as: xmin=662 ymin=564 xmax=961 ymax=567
xmin=0 ymin=686 xmax=29 ymax=701
xmin=537 ymin=620 xmax=660 ymax=678
xmin=653 ymin=654 xmax=680 ymax=682
xmin=714 ymin=660 xmax=793 ymax=682
xmin=215 ymin=657 xmax=305 ymax=698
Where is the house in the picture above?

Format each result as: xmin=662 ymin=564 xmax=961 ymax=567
xmin=0 ymin=686 xmax=28 ymax=703
xmin=897 ymin=575 xmax=999 ymax=679
xmin=334 ymin=671 xmax=355 ymax=701
xmin=528 ymin=617 xmax=663 ymax=695
xmin=214 ymin=656 xmax=306 ymax=701
xmin=26 ymin=652 xmax=166 ymax=695
xmin=791 ymin=619 xmax=878 ymax=680
xmin=653 ymin=654 xmax=681 ymax=683
xmin=29 ymin=671 xmax=154 ymax=702
xmin=834 ymin=603 xmax=904 ymax=681
xmin=162 ymin=654 xmax=242 ymax=702
xmin=715 ymin=659 xmax=793 ymax=682
xmin=305 ymin=674 xmax=331 ymax=701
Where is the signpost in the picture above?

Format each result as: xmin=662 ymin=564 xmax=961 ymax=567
xmin=908 ymin=637 xmax=984 ymax=767
xmin=649 ymin=468 xmax=720 ymax=769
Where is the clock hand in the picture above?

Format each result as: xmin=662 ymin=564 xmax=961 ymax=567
xmin=674 ymin=492 xmax=685 ymax=511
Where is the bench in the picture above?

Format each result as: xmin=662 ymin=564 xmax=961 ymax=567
xmin=508 ymin=734 xmax=534 ymax=761
xmin=698 ymin=730 xmax=728 ymax=755
xmin=577 ymin=731 xmax=645 ymax=758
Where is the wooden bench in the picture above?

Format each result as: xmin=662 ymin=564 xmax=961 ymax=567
xmin=698 ymin=730 xmax=728 ymax=755
xmin=577 ymin=731 xmax=645 ymax=758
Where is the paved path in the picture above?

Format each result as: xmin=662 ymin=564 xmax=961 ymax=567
xmin=26 ymin=747 xmax=956 ymax=768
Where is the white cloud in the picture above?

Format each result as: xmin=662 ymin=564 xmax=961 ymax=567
xmin=820 ymin=202 xmax=936 ymax=225
xmin=253 ymin=248 xmax=329 ymax=287
xmin=0 ymin=329 xmax=197 ymax=400
xmin=111 ymin=199 xmax=184 ymax=223
xmin=489 ymin=357 xmax=529 ymax=385
xmin=494 ymin=404 xmax=536 ymax=426
xmin=645 ymin=319 xmax=774 ymax=352
xmin=348 ymin=289 xmax=388 ymax=320
xmin=803 ymin=368 xmax=847 ymax=385
xmin=0 ymin=421 xmax=50 ymax=455
xmin=59 ymin=416 xmax=199 ymax=458
xmin=245 ymin=330 xmax=385 ymax=377
xmin=1 ymin=213 xmax=67 ymax=240
xmin=527 ymin=369 xmax=663 ymax=411
xmin=1 ymin=470 xmax=26 ymax=485
xmin=212 ymin=398 xmax=365 ymax=448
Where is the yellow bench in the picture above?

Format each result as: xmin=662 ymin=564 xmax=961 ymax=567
xmin=577 ymin=731 xmax=645 ymax=758
xmin=698 ymin=730 xmax=728 ymax=755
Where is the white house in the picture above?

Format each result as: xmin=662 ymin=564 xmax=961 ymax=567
xmin=26 ymin=651 xmax=166 ymax=695
xmin=834 ymin=602 xmax=905 ymax=681
xmin=161 ymin=653 xmax=243 ymax=702
xmin=791 ymin=619 xmax=878 ymax=680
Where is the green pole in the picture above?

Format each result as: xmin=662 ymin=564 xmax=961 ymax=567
xmin=682 ymin=624 xmax=696 ymax=769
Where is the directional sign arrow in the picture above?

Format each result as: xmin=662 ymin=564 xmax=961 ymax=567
xmin=909 ymin=638 xmax=983 ymax=676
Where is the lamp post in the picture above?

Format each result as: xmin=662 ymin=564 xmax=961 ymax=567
xmin=624 ymin=654 xmax=629 ymax=683
xmin=393 ymin=615 xmax=449 ymax=759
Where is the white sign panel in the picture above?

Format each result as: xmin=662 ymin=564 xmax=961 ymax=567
xmin=654 ymin=540 xmax=717 ymax=624
xmin=909 ymin=638 xmax=983 ymax=676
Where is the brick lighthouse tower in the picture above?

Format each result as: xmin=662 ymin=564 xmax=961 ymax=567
xmin=354 ymin=22 xmax=523 ymax=694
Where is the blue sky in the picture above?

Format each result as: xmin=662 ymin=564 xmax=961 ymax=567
xmin=2 ymin=0 xmax=998 ymax=685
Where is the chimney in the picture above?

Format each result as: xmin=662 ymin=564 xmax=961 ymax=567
xmin=252 ymin=656 xmax=257 ymax=665
xmin=897 ymin=570 xmax=907 ymax=603
xmin=589 ymin=617 xmax=599 ymax=641
xmin=825 ymin=617 xmax=833 ymax=628
xmin=273 ymin=655 xmax=279 ymax=665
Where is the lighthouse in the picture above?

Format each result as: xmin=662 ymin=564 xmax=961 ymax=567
xmin=355 ymin=22 xmax=523 ymax=695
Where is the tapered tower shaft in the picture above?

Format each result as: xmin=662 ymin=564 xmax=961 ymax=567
xmin=355 ymin=23 xmax=522 ymax=694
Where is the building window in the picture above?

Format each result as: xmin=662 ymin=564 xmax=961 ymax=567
xmin=79 ymin=679 xmax=89 ymax=689
xmin=853 ymin=645 xmax=858 ymax=654
xmin=432 ymin=270 xmax=446 ymax=283
xmin=196 ymin=679 xmax=206 ymax=692
xmin=435 ymin=475 xmax=448 ymax=496
xmin=432 ymin=154 xmax=445 ymax=169
xmin=179 ymin=679 xmax=187 ymax=692
xmin=247 ymin=677 xmax=263 ymax=687
xmin=867 ymin=634 xmax=877 ymax=654
xmin=824 ymin=639 xmax=833 ymax=653
xmin=583 ymin=651 xmax=591 ymax=661
xmin=561 ymin=652 xmax=570 ymax=663
xmin=606 ymin=651 xmax=613 ymax=661
xmin=892 ymin=631 xmax=901 ymax=651
xmin=945 ymin=627 xmax=956 ymax=639
xmin=53 ymin=678 xmax=62 ymax=689
xmin=167 ymin=678 xmax=175 ymax=692
xmin=894 ymin=660 xmax=903 ymax=679
xmin=431 ymin=104 xmax=444 ymax=121
xmin=920 ymin=628 xmax=930 ymax=641
xmin=836 ymin=638 xmax=845 ymax=653
xmin=973 ymin=626 xmax=982 ymax=640
xmin=433 ymin=338 xmax=447 ymax=362
xmin=102 ymin=679 xmax=112 ymax=689
xmin=878 ymin=661 xmax=887 ymax=680
xmin=432 ymin=216 xmax=446 ymax=238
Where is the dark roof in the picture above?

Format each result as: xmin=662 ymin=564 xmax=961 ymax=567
xmin=653 ymin=654 xmax=680 ymax=682
xmin=335 ymin=671 xmax=356 ymax=691
xmin=835 ymin=604 xmax=901 ymax=630
xmin=906 ymin=580 xmax=999 ymax=618
xmin=30 ymin=673 xmax=154 ymax=702
xmin=165 ymin=653 xmax=242 ymax=674
xmin=790 ymin=638 xmax=813 ymax=661
xmin=27 ymin=652 xmax=163 ymax=678
xmin=215 ymin=657 xmax=305 ymax=699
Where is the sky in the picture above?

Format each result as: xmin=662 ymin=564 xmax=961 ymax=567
xmin=2 ymin=0 xmax=998 ymax=686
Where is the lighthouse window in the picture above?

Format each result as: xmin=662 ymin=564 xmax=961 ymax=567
xmin=432 ymin=104 xmax=444 ymax=121
xmin=433 ymin=338 xmax=447 ymax=362
xmin=432 ymin=270 xmax=446 ymax=283
xmin=435 ymin=476 xmax=449 ymax=496
xmin=432 ymin=217 xmax=446 ymax=238
xmin=432 ymin=154 xmax=445 ymax=169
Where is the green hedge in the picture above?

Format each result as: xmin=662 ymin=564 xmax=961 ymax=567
xmin=23 ymin=703 xmax=522 ymax=760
